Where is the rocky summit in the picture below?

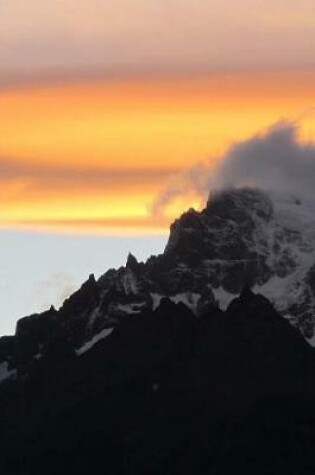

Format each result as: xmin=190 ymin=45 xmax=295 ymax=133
xmin=79 ymin=187 xmax=315 ymax=346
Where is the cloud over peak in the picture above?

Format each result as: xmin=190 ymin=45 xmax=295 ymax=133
xmin=153 ymin=121 xmax=315 ymax=215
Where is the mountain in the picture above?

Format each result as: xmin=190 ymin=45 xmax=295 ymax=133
xmin=1 ymin=187 xmax=315 ymax=370
xmin=0 ymin=186 xmax=314 ymax=474
xmin=1 ymin=186 xmax=314 ymax=371
xmin=17 ymin=186 xmax=314 ymax=358
xmin=162 ymin=187 xmax=315 ymax=341
xmin=0 ymin=289 xmax=314 ymax=474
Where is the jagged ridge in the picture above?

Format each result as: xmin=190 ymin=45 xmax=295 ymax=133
xmin=0 ymin=289 xmax=313 ymax=474
xmin=1 ymin=185 xmax=315 ymax=381
xmin=61 ymin=187 xmax=315 ymax=347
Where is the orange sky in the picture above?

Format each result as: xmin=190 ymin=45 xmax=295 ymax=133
xmin=1 ymin=71 xmax=315 ymax=234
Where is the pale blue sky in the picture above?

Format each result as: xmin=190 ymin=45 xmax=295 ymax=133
xmin=0 ymin=231 xmax=167 ymax=335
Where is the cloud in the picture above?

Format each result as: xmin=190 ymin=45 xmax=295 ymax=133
xmin=0 ymin=157 xmax=176 ymax=233
xmin=0 ymin=158 xmax=177 ymax=199
xmin=152 ymin=121 xmax=315 ymax=214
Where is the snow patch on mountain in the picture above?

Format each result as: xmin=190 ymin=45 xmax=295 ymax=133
xmin=0 ymin=361 xmax=17 ymax=384
xmin=115 ymin=303 xmax=146 ymax=314
xmin=76 ymin=328 xmax=114 ymax=356
xmin=151 ymin=292 xmax=201 ymax=312
xmin=120 ymin=269 xmax=139 ymax=295
xmin=212 ymin=287 xmax=236 ymax=310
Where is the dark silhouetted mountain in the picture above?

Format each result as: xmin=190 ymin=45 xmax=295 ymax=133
xmin=0 ymin=187 xmax=314 ymax=474
xmin=0 ymin=290 xmax=313 ymax=474
xmin=17 ymin=186 xmax=315 ymax=354
xmin=6 ymin=187 xmax=314 ymax=363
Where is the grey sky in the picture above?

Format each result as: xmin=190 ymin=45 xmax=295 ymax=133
xmin=1 ymin=1 xmax=315 ymax=83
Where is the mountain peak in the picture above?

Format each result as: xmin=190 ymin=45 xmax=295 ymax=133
xmin=162 ymin=187 xmax=315 ymax=340
xmin=206 ymin=187 xmax=274 ymax=221
xmin=126 ymin=252 xmax=139 ymax=270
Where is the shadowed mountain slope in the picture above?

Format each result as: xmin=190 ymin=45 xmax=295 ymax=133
xmin=0 ymin=289 xmax=313 ymax=474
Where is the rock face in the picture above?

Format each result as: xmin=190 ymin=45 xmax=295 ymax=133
xmin=162 ymin=187 xmax=315 ymax=340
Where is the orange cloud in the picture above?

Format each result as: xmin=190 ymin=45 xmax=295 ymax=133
xmin=0 ymin=71 xmax=315 ymax=234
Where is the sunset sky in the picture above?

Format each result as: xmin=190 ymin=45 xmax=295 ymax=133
xmin=1 ymin=0 xmax=315 ymax=333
